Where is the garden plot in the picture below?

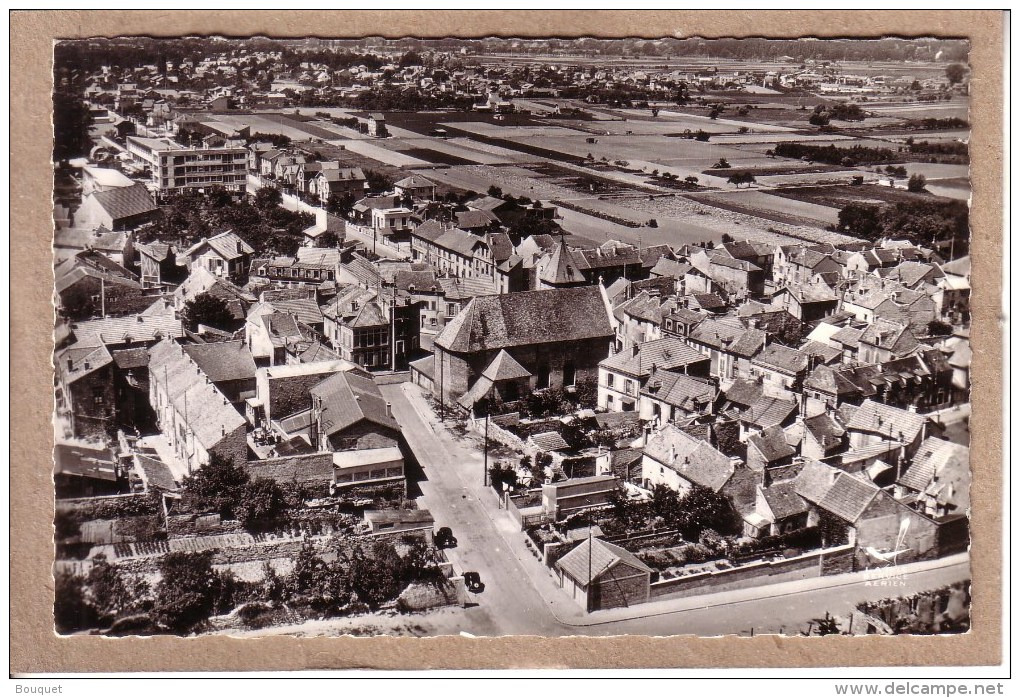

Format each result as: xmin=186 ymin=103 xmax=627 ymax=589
xmin=340 ymin=139 xmax=432 ymax=168
xmin=689 ymin=188 xmax=841 ymax=226
xmin=769 ymin=183 xmax=955 ymax=209
xmin=390 ymin=136 xmax=519 ymax=165
xmin=710 ymin=132 xmax=858 ymax=146
xmin=421 ymin=165 xmax=576 ymax=200
xmin=442 ymin=122 xmax=588 ymax=139
xmin=617 ymin=108 xmax=799 ymax=133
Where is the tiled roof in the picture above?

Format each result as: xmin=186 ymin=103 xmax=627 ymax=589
xmin=748 ymin=425 xmax=796 ymax=463
xmin=339 ymin=253 xmax=384 ymax=288
xmin=830 ymin=326 xmax=865 ymax=347
xmin=760 ymin=481 xmax=809 ymax=521
xmin=793 ymin=459 xmax=840 ymax=504
xmin=395 ymin=174 xmax=436 ymax=189
xmin=435 ymin=286 xmax=613 ymax=354
xmin=111 ymin=347 xmax=150 ymax=370
xmin=266 ymin=298 xmax=324 ymax=327
xmin=184 ymin=230 xmax=254 ymax=262
xmin=69 ymin=314 xmax=183 ymax=347
xmin=310 ymin=371 xmax=398 ymax=436
xmin=600 ymin=338 xmax=706 ymax=377
xmin=818 ymin=472 xmax=881 ymax=523
xmin=723 ymin=378 xmax=764 ymax=408
xmin=556 ymin=537 xmax=652 ymax=586
xmin=481 ymin=350 xmax=532 ymax=382
xmin=752 ymin=344 xmax=810 ymax=374
xmin=148 ymin=339 xmax=247 ymax=451
xmin=861 ymin=319 xmax=918 ymax=354
xmin=799 ymin=340 xmax=842 ymax=364
xmin=90 ymin=183 xmax=158 ymax=222
xmin=133 ymin=453 xmax=179 ymax=492
xmin=803 ymin=412 xmax=846 ymax=450
xmin=529 ymin=431 xmax=571 ymax=452
xmin=643 ymin=424 xmax=734 ymax=492
xmin=741 ymin=396 xmax=798 ymax=430
xmin=437 ymin=275 xmax=497 ymax=301
xmin=845 ymin=399 xmax=928 ymax=442
xmin=641 ymin=368 xmax=717 ymax=411
xmin=649 ymin=257 xmax=691 ymax=279
xmin=182 ymin=340 xmax=257 ymax=383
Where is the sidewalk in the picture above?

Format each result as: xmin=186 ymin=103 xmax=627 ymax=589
xmin=400 ymin=383 xmax=972 ymax=628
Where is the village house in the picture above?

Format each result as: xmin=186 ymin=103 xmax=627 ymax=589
xmin=180 ymin=230 xmax=254 ymax=283
xmin=774 ymin=282 xmax=839 ymax=323
xmin=410 ymin=220 xmax=498 ymax=282
xmin=394 ymin=174 xmax=437 ymax=201
xmin=181 ymin=340 xmax=257 ymax=410
xmin=685 ymin=317 xmax=766 ymax=381
xmin=135 ymin=241 xmax=184 ymax=288
xmin=641 ymin=424 xmax=757 ymax=514
xmin=597 ymin=337 xmax=709 ymax=412
xmin=74 ymin=182 xmax=159 ymax=232
xmin=309 ymin=167 xmax=368 ymax=204
xmin=896 ymin=437 xmax=970 ymax=519
xmin=843 ymin=399 xmax=931 ymax=464
xmin=749 ymin=344 xmax=812 ymax=399
xmin=148 ymin=339 xmax=249 ymax=476
xmin=639 ymin=368 xmax=718 ymax=426
xmin=55 ymin=250 xmax=152 ymax=321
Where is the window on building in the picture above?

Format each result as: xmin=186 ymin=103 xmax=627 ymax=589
xmin=606 ymin=373 xmax=615 ymax=388
xmin=563 ymin=361 xmax=576 ymax=387
xmin=537 ymin=365 xmax=550 ymax=390
xmin=624 ymin=379 xmax=634 ymax=395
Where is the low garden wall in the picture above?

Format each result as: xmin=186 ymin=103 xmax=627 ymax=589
xmin=648 ymin=544 xmax=856 ymax=600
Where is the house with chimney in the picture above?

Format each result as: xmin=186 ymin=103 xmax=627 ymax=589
xmin=180 ymin=230 xmax=254 ymax=282
xmin=148 ymin=338 xmax=249 ymax=475
xmin=597 ymin=337 xmax=709 ymax=413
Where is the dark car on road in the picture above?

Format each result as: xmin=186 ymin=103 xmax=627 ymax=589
xmin=434 ymin=527 xmax=457 ymax=549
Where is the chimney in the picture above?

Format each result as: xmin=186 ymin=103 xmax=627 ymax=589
xmin=669 ymin=444 xmax=676 ymax=461
xmin=631 ymin=344 xmax=640 ymax=357
xmin=385 ymin=402 xmax=393 ymax=418
xmin=66 ymin=358 xmax=73 ymax=371
xmin=137 ymin=315 xmax=144 ymax=322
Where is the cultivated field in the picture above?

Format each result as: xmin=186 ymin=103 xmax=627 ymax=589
xmin=687 ymin=188 xmax=841 ymax=226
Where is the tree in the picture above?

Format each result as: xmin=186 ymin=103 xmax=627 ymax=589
xmin=152 ymin=551 xmax=220 ymax=633
xmin=945 ymin=63 xmax=967 ymax=85
xmin=907 ymin=173 xmax=927 ymax=192
xmin=181 ymin=292 xmax=234 ymax=331
xmin=677 ymin=484 xmax=737 ymax=539
xmin=809 ymin=110 xmax=830 ymax=127
xmin=650 ymin=484 xmax=682 ymax=526
xmin=713 ymin=157 xmax=731 ymax=169
xmin=181 ymin=453 xmax=249 ymax=519
xmin=487 ymin=185 xmax=504 ymax=198
xmin=347 ymin=540 xmax=405 ymax=609
xmin=837 ymin=202 xmax=883 ymax=240
xmin=86 ymin=554 xmax=146 ymax=621
xmin=236 ymin=478 xmax=288 ymax=531
xmin=54 ymin=572 xmax=96 ymax=634
xmin=53 ymin=91 xmax=94 ymax=162
xmin=316 ymin=230 xmax=342 ymax=248
xmin=254 ymin=186 xmax=283 ymax=210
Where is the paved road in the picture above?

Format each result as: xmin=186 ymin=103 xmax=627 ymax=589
xmin=381 ymin=382 xmax=972 ymax=637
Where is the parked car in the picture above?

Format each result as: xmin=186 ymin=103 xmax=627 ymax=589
xmin=434 ymin=526 xmax=457 ymax=549
xmin=463 ymin=571 xmax=484 ymax=593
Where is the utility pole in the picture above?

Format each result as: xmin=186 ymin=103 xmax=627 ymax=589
xmin=100 ymin=277 xmax=106 ymax=318
xmin=390 ymin=284 xmax=397 ymax=372
xmin=483 ymin=406 xmax=490 ymax=487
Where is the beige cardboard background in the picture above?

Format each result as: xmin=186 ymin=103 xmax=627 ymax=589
xmin=10 ymin=10 xmax=1004 ymax=673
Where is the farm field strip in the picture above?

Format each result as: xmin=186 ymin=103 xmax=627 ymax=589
xmin=688 ymin=188 xmax=841 ymax=225
xmin=336 ymin=139 xmax=432 ymax=168
xmin=768 ymin=183 xmax=958 ymax=209
xmin=628 ymin=108 xmax=801 ymax=133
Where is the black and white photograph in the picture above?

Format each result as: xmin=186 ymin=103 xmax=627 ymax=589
xmin=49 ymin=33 xmax=975 ymax=642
